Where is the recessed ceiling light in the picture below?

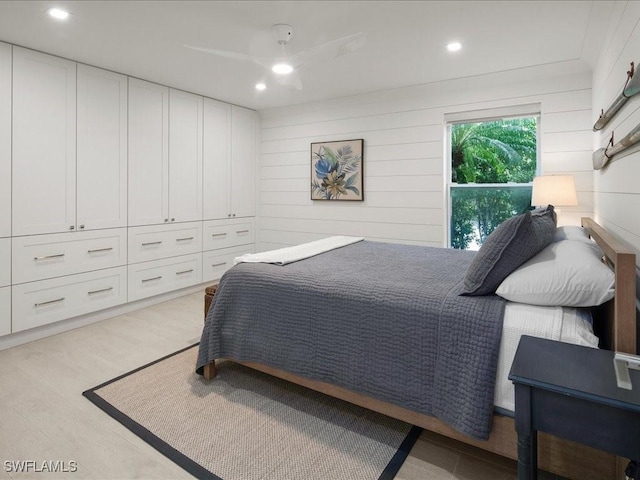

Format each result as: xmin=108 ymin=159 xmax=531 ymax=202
xmin=272 ymin=63 xmax=293 ymax=75
xmin=255 ymin=83 xmax=267 ymax=91
xmin=48 ymin=7 xmax=70 ymax=20
xmin=447 ymin=42 xmax=462 ymax=52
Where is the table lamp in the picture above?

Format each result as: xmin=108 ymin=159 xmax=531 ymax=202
xmin=531 ymin=175 xmax=578 ymax=219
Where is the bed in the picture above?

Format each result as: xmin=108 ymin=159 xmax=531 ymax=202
xmin=197 ymin=217 xmax=637 ymax=480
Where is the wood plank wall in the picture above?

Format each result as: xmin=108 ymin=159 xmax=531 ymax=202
xmin=257 ymin=62 xmax=594 ymax=252
xmin=592 ymin=1 xmax=640 ymax=338
xmin=593 ymin=2 xmax=640 ymax=262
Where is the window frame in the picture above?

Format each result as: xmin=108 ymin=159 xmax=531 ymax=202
xmin=444 ymin=106 xmax=542 ymax=248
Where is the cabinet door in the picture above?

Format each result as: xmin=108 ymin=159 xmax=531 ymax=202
xmin=77 ymin=65 xmax=128 ymax=230
xmin=12 ymin=47 xmax=76 ymax=236
xmin=203 ymin=98 xmax=231 ymax=220
xmin=230 ymin=105 xmax=256 ymax=218
xmin=169 ymin=89 xmax=202 ymax=222
xmin=12 ymin=266 xmax=127 ymax=333
xmin=128 ymin=78 xmax=169 ymax=226
xmin=0 ymin=43 xmax=10 ymax=238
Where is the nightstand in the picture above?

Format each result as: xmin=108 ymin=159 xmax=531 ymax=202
xmin=509 ymin=336 xmax=640 ymax=480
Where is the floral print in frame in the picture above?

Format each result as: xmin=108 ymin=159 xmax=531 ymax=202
xmin=311 ymin=139 xmax=364 ymax=201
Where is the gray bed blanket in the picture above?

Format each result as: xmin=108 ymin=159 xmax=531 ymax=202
xmin=197 ymin=241 xmax=506 ymax=440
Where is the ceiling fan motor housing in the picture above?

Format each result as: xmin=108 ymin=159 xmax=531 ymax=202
xmin=272 ymin=24 xmax=294 ymax=45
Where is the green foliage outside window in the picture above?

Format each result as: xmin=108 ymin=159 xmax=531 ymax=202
xmin=450 ymin=117 xmax=537 ymax=250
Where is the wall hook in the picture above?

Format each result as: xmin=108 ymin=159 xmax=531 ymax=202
xmin=593 ymin=62 xmax=638 ymax=131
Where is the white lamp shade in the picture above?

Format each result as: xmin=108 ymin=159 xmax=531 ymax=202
xmin=531 ymin=175 xmax=578 ymax=207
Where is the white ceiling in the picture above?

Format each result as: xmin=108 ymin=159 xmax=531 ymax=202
xmin=0 ymin=1 xmax=610 ymax=111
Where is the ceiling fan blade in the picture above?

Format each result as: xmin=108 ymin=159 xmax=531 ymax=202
xmin=184 ymin=44 xmax=273 ymax=70
xmin=288 ymin=32 xmax=366 ymax=68
xmin=274 ymin=70 xmax=303 ymax=91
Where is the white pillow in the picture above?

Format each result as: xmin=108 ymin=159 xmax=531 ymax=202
xmin=495 ymin=239 xmax=614 ymax=307
xmin=553 ymin=226 xmax=592 ymax=244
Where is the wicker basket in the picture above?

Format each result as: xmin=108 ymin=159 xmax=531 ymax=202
xmin=204 ymin=284 xmax=218 ymax=321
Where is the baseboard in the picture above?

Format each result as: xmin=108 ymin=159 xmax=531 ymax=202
xmin=0 ymin=282 xmax=210 ymax=352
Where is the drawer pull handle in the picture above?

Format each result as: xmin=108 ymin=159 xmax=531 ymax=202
xmin=34 ymin=253 xmax=65 ymax=261
xmin=176 ymin=237 xmax=194 ymax=242
xmin=211 ymin=262 xmax=227 ymax=267
xmin=88 ymin=287 xmax=114 ymax=295
xmin=236 ymin=230 xmax=250 ymax=234
xmin=211 ymin=233 xmax=227 ymax=237
xmin=176 ymin=269 xmax=194 ymax=275
xmin=142 ymin=241 xmax=163 ymax=246
xmin=88 ymin=247 xmax=114 ymax=254
xmin=35 ymin=297 xmax=65 ymax=307
xmin=142 ymin=276 xmax=162 ymax=283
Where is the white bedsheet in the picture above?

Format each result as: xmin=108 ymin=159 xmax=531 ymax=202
xmin=494 ymin=302 xmax=599 ymax=412
xmin=234 ymin=236 xmax=364 ymax=266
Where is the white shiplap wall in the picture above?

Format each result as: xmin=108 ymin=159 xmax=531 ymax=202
xmin=257 ymin=62 xmax=593 ymax=252
xmin=593 ymin=1 xmax=640 ymax=268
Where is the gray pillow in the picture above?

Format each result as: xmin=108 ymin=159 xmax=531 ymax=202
xmin=461 ymin=206 xmax=557 ymax=296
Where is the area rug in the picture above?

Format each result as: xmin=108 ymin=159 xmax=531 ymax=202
xmin=83 ymin=345 xmax=422 ymax=480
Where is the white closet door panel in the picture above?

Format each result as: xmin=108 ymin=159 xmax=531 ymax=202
xmin=128 ymin=78 xmax=169 ymax=226
xmin=12 ymin=228 xmax=127 ymax=284
xmin=202 ymin=244 xmax=253 ymax=283
xmin=11 ymin=266 xmax=127 ymax=333
xmin=12 ymin=47 xmax=76 ymax=236
xmin=203 ymin=218 xmax=255 ymax=251
xmin=0 ymin=43 xmax=10 ymax=238
xmin=128 ymin=253 xmax=202 ymax=301
xmin=203 ymin=98 xmax=231 ymax=220
xmin=230 ymin=106 xmax=256 ymax=218
xmin=169 ymin=89 xmax=202 ymax=222
xmin=0 ymin=238 xmax=10 ymax=287
xmin=77 ymin=65 xmax=128 ymax=230
xmin=128 ymin=221 xmax=202 ymax=264
xmin=0 ymin=287 xmax=10 ymax=337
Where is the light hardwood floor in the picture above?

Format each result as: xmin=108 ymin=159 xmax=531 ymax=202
xmin=0 ymin=291 xmax=556 ymax=480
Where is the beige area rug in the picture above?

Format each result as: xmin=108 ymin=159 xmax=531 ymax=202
xmin=83 ymin=345 xmax=421 ymax=480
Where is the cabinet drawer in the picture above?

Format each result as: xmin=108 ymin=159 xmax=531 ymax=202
xmin=203 ymin=245 xmax=254 ymax=283
xmin=12 ymin=229 xmax=127 ymax=285
xmin=203 ymin=218 xmax=255 ymax=251
xmin=128 ymin=222 xmax=202 ymax=264
xmin=0 ymin=286 xmax=9 ymax=337
xmin=12 ymin=266 xmax=127 ymax=333
xmin=128 ymin=253 xmax=202 ymax=302
xmin=0 ymin=237 xmax=9 ymax=287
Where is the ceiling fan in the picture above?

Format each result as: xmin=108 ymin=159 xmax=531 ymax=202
xmin=185 ymin=24 xmax=366 ymax=91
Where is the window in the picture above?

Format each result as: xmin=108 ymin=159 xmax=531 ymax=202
xmin=446 ymin=109 xmax=540 ymax=250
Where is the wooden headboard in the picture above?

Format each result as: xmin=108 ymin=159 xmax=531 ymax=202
xmin=581 ymin=217 xmax=637 ymax=354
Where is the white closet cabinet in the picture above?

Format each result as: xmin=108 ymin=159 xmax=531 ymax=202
xmin=169 ymin=89 xmax=203 ymax=223
xmin=12 ymin=47 xmax=76 ymax=236
xmin=0 ymin=43 xmax=10 ymax=238
xmin=230 ymin=105 xmax=256 ymax=218
xmin=128 ymin=78 xmax=169 ymax=227
xmin=77 ymin=64 xmax=128 ymax=230
xmin=203 ymin=101 xmax=256 ymax=220
xmin=203 ymin=99 xmax=231 ymax=220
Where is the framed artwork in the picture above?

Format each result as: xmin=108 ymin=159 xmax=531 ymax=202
xmin=310 ymin=139 xmax=364 ymax=201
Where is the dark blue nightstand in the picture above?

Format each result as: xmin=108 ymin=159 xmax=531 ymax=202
xmin=509 ymin=336 xmax=640 ymax=480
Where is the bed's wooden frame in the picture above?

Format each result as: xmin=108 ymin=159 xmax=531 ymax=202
xmin=202 ymin=217 xmax=637 ymax=480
